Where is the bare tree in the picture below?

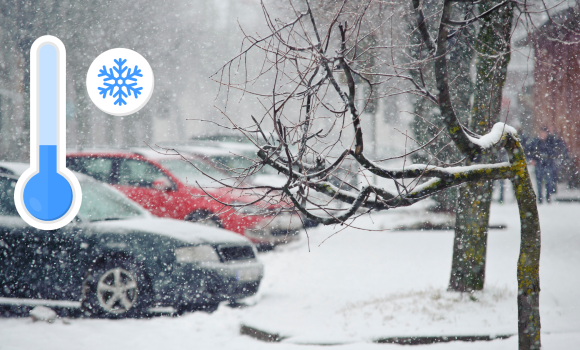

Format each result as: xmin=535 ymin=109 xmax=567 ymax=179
xmin=195 ymin=1 xmax=544 ymax=348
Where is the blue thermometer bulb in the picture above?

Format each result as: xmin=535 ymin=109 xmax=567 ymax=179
xmin=15 ymin=36 xmax=81 ymax=229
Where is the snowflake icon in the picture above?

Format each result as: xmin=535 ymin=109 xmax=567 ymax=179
xmin=97 ymin=58 xmax=143 ymax=106
xmin=88 ymin=48 xmax=153 ymax=116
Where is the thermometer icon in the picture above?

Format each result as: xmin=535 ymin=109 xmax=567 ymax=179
xmin=14 ymin=36 xmax=82 ymax=230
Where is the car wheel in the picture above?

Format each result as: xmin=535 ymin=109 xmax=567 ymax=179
xmin=184 ymin=210 xmax=222 ymax=228
xmin=81 ymin=258 xmax=151 ymax=318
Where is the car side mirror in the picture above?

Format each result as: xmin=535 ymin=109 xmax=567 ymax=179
xmin=152 ymin=177 xmax=173 ymax=191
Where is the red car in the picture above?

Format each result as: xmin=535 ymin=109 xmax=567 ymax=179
xmin=66 ymin=149 xmax=301 ymax=247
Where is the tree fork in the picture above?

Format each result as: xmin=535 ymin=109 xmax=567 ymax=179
xmin=212 ymin=1 xmax=544 ymax=347
xmin=429 ymin=1 xmax=541 ymax=347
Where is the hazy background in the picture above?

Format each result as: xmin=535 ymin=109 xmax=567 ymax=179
xmin=0 ymin=0 xmax=573 ymax=163
xmin=0 ymin=0 xmax=269 ymax=160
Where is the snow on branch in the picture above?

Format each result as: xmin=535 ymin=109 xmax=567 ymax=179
xmin=204 ymin=0 xmax=531 ymax=225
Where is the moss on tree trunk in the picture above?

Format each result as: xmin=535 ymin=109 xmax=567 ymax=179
xmin=506 ymin=136 xmax=542 ymax=350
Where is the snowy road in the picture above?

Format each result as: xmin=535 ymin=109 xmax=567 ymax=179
xmin=0 ymin=202 xmax=578 ymax=349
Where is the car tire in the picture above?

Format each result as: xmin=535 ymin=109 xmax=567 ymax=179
xmin=81 ymin=257 xmax=151 ymax=319
xmin=184 ymin=210 xmax=222 ymax=228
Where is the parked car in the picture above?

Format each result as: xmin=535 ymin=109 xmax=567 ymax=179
xmin=159 ymin=137 xmax=355 ymax=191
xmin=0 ymin=167 xmax=263 ymax=318
xmin=65 ymin=149 xmax=301 ymax=248
xmin=155 ymin=140 xmax=289 ymax=188
xmin=156 ymin=140 xmax=357 ymax=229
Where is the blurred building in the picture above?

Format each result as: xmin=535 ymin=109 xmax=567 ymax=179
xmin=523 ymin=6 xmax=580 ymax=171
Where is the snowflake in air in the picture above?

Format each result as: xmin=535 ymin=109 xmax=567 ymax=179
xmin=98 ymin=58 xmax=143 ymax=106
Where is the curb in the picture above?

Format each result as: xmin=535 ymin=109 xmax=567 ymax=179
xmin=240 ymin=325 xmax=287 ymax=342
xmin=240 ymin=324 xmax=513 ymax=346
xmin=375 ymin=334 xmax=513 ymax=345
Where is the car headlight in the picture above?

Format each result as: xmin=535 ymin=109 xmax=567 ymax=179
xmin=175 ymin=245 xmax=220 ymax=263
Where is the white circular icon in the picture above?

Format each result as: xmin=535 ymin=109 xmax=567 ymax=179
xmin=86 ymin=48 xmax=154 ymax=116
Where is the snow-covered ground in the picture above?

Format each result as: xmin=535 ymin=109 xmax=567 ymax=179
xmin=0 ymin=202 xmax=578 ymax=349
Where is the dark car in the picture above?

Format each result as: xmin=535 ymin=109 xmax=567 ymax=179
xmin=0 ymin=170 xmax=263 ymax=318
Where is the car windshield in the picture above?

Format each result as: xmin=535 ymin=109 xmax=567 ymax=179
xmin=158 ymin=158 xmax=225 ymax=185
xmin=77 ymin=180 xmax=146 ymax=222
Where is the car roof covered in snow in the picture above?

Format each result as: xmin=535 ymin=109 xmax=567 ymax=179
xmin=142 ymin=145 xmax=240 ymax=157
xmin=0 ymin=163 xmax=249 ymax=245
xmin=130 ymin=147 xmax=184 ymax=160
xmin=66 ymin=148 xmax=145 ymax=159
xmin=0 ymin=161 xmax=95 ymax=182
xmin=0 ymin=162 xmax=29 ymax=176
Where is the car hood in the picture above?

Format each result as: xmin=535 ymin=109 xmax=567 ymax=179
xmin=90 ymin=217 xmax=250 ymax=245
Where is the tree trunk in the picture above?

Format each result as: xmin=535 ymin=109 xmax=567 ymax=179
xmin=505 ymin=136 xmax=542 ymax=350
xmin=449 ymin=180 xmax=493 ymax=291
xmin=410 ymin=1 xmax=471 ymax=213
xmin=449 ymin=0 xmax=513 ymax=292
xmin=514 ymin=171 xmax=542 ymax=350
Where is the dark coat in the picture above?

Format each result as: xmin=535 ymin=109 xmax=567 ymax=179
xmin=527 ymin=134 xmax=568 ymax=176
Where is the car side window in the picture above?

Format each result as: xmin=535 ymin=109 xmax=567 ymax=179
xmin=0 ymin=177 xmax=18 ymax=216
xmin=67 ymin=157 xmax=114 ymax=184
xmin=117 ymin=159 xmax=173 ymax=189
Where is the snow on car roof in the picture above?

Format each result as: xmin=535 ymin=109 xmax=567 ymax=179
xmin=162 ymin=140 xmax=296 ymax=156
xmin=66 ymin=148 xmax=136 ymax=155
xmin=130 ymin=147 xmax=184 ymax=160
xmin=0 ymin=161 xmax=94 ymax=182
xmin=0 ymin=162 xmax=29 ymax=176
xmin=207 ymin=142 xmax=258 ymax=152
xmin=92 ymin=217 xmax=250 ymax=245
xmin=152 ymin=145 xmax=244 ymax=157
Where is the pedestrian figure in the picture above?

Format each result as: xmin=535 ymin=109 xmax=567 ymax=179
xmin=495 ymin=148 xmax=509 ymax=204
xmin=527 ymin=127 xmax=568 ymax=203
